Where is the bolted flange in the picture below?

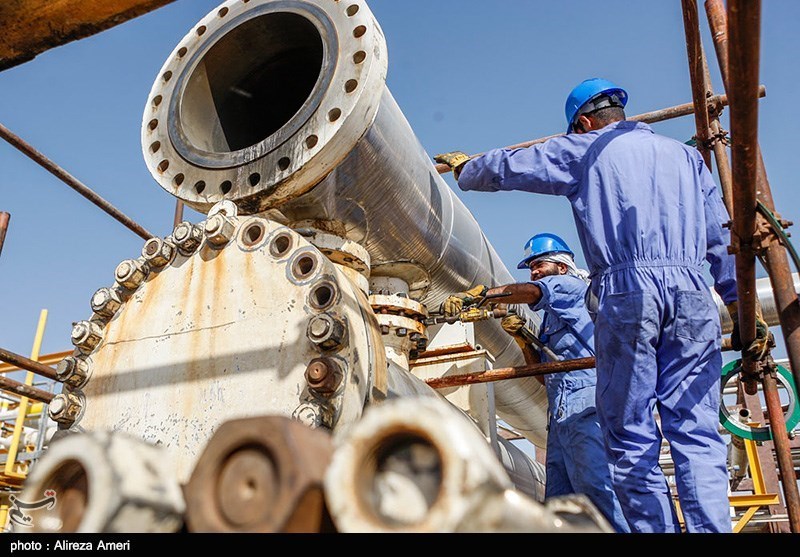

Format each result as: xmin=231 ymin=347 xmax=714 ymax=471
xmin=142 ymin=237 xmax=176 ymax=268
xmin=306 ymin=314 xmax=347 ymax=351
xmin=71 ymin=320 xmax=104 ymax=353
xmin=115 ymin=258 xmax=149 ymax=290
xmin=204 ymin=214 xmax=236 ymax=246
xmin=91 ymin=287 xmax=123 ymax=319
xmin=173 ymin=221 xmax=203 ymax=255
xmin=49 ymin=392 xmax=84 ymax=425
xmin=56 ymin=356 xmax=92 ymax=389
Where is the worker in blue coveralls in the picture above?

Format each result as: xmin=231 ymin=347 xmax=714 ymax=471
xmin=442 ymin=232 xmax=630 ymax=533
xmin=435 ymin=78 xmax=771 ymax=533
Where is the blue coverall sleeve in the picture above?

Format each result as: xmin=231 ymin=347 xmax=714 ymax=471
xmin=700 ymin=158 xmax=738 ymax=304
xmin=457 ymin=137 xmax=586 ymax=197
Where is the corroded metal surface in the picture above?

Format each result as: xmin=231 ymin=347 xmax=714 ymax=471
xmin=184 ymin=416 xmax=335 ymax=533
xmin=0 ymin=0 xmax=176 ymax=71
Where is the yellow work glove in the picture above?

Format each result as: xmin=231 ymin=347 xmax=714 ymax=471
xmin=441 ymin=284 xmax=488 ymax=317
xmin=727 ymin=301 xmax=774 ymax=360
xmin=434 ymin=151 xmax=471 ymax=180
xmin=501 ymin=314 xmax=526 ymax=336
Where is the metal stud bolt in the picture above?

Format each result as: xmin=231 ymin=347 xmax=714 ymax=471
xmin=48 ymin=392 xmax=84 ymax=425
xmin=306 ymin=314 xmax=347 ymax=351
xmin=173 ymin=221 xmax=203 ymax=254
xmin=56 ymin=356 xmax=91 ymax=389
xmin=115 ymin=259 xmax=148 ymax=290
xmin=204 ymin=214 xmax=235 ymax=246
xmin=71 ymin=320 xmax=104 ymax=352
xmin=142 ymin=237 xmax=176 ymax=268
xmin=91 ymin=287 xmax=123 ymax=319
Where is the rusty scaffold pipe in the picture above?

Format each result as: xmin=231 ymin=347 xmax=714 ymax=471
xmin=0 ymin=122 xmax=154 ymax=241
xmin=682 ymin=0 xmax=714 ymax=170
xmin=0 ymin=375 xmax=54 ymax=404
xmin=706 ymin=0 xmax=800 ymax=405
xmin=435 ymin=88 xmax=765 ymax=175
xmin=426 ymin=357 xmax=595 ymax=390
xmin=0 ymin=211 xmax=9 ymax=259
xmin=725 ymin=0 xmax=800 ymax=533
xmin=0 ymin=346 xmax=58 ymax=382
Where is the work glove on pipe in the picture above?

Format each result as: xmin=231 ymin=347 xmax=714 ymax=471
xmin=441 ymin=284 xmax=488 ymax=317
xmin=434 ymin=151 xmax=471 ymax=180
xmin=727 ymin=301 xmax=774 ymax=360
xmin=501 ymin=314 xmax=529 ymax=350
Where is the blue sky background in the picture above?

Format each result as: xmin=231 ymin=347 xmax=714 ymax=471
xmin=1 ymin=0 xmax=798 ymax=367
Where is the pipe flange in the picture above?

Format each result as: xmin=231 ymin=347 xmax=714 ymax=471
xmin=141 ymin=0 xmax=388 ymax=214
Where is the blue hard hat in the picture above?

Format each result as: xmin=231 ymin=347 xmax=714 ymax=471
xmin=565 ymin=78 xmax=628 ymax=134
xmin=517 ymin=233 xmax=574 ymax=270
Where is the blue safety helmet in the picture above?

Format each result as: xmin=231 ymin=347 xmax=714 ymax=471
xmin=517 ymin=233 xmax=574 ymax=270
xmin=565 ymin=78 xmax=628 ymax=134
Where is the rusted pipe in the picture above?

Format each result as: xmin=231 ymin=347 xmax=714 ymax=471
xmin=727 ymin=0 xmax=761 ymax=373
xmin=435 ymin=87 xmax=766 ymax=174
xmin=0 ymin=346 xmax=58 ymax=381
xmin=0 ymin=211 xmax=9 ymax=259
xmin=0 ymin=375 xmax=54 ymax=404
xmin=0 ymin=122 xmax=154 ymax=241
xmin=681 ymin=0 xmax=713 ymax=169
xmin=173 ymin=200 xmax=184 ymax=229
xmin=762 ymin=367 xmax=800 ymax=531
xmin=707 ymin=0 xmax=800 ymax=415
xmin=425 ymin=357 xmax=595 ymax=389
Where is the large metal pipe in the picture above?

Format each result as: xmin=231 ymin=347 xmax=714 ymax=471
xmin=141 ymin=0 xmax=548 ymax=445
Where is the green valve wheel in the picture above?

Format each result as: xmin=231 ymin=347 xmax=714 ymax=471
xmin=720 ymin=359 xmax=800 ymax=441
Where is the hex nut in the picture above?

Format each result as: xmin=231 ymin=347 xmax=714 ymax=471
xmin=142 ymin=237 xmax=176 ymax=268
xmin=204 ymin=214 xmax=235 ymax=246
xmin=48 ymin=392 xmax=84 ymax=425
xmin=56 ymin=356 xmax=91 ymax=389
xmin=91 ymin=287 xmax=123 ymax=319
xmin=115 ymin=259 xmax=148 ymax=290
xmin=173 ymin=221 xmax=203 ymax=254
xmin=306 ymin=314 xmax=346 ymax=351
xmin=71 ymin=321 xmax=104 ymax=352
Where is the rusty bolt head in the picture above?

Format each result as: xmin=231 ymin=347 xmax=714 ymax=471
xmin=71 ymin=321 xmax=104 ymax=352
xmin=48 ymin=392 xmax=84 ymax=425
xmin=305 ymin=357 xmax=342 ymax=395
xmin=396 ymin=327 xmax=408 ymax=337
xmin=56 ymin=356 xmax=91 ymax=389
xmin=380 ymin=325 xmax=390 ymax=335
xmin=91 ymin=287 xmax=123 ymax=319
xmin=306 ymin=314 xmax=346 ymax=351
xmin=204 ymin=214 xmax=235 ymax=246
xmin=409 ymin=332 xmax=420 ymax=342
xmin=115 ymin=259 xmax=148 ymax=290
xmin=141 ymin=237 xmax=176 ymax=268
xmin=174 ymin=221 xmax=203 ymax=254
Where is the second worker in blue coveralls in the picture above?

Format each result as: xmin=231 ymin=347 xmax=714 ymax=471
xmin=443 ymin=232 xmax=629 ymax=533
xmin=435 ymin=78 xmax=771 ymax=533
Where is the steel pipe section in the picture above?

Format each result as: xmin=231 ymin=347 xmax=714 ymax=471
xmin=714 ymin=273 xmax=800 ymax=333
xmin=142 ymin=0 xmax=547 ymax=445
xmin=324 ymin=397 xmax=606 ymax=533
xmin=18 ymin=431 xmax=185 ymax=533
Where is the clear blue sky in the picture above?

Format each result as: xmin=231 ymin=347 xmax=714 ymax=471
xmin=1 ymin=0 xmax=798 ymax=364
